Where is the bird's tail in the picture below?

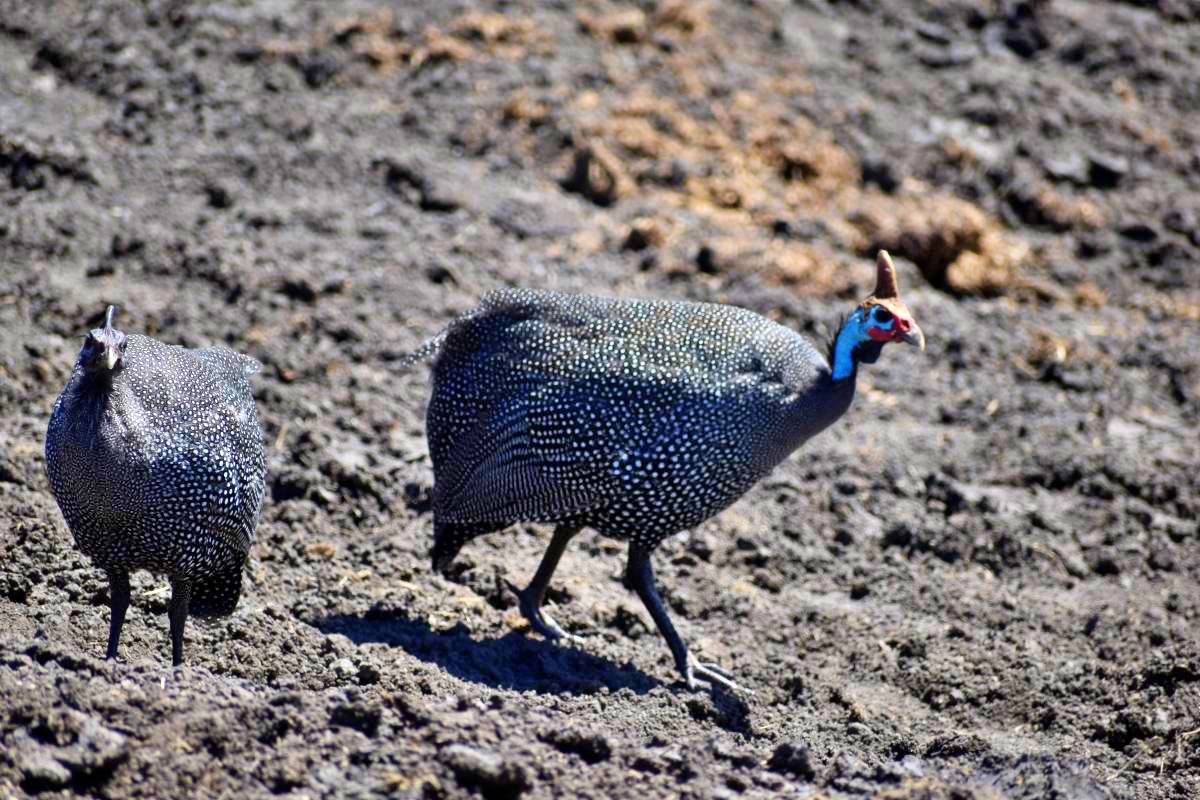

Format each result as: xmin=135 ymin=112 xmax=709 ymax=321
xmin=190 ymin=558 xmax=246 ymax=618
xmin=431 ymin=519 xmax=502 ymax=574
xmin=394 ymin=304 xmax=489 ymax=372
xmin=431 ymin=534 xmax=462 ymax=575
xmin=395 ymin=329 xmax=450 ymax=372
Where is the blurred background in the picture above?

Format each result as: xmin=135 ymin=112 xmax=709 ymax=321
xmin=1 ymin=1 xmax=1197 ymax=798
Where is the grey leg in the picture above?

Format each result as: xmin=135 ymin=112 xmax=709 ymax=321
xmin=625 ymin=543 xmax=749 ymax=693
xmin=167 ymin=579 xmax=191 ymax=667
xmin=517 ymin=524 xmax=581 ymax=640
xmin=106 ymin=570 xmax=131 ymax=661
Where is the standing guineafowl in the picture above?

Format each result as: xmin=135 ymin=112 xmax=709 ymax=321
xmin=45 ymin=306 xmax=266 ymax=666
xmin=411 ymin=251 xmax=924 ymax=691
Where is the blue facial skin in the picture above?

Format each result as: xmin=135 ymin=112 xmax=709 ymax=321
xmin=831 ymin=307 xmax=895 ymax=381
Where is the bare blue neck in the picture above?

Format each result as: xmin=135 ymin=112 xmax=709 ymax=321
xmin=831 ymin=311 xmax=867 ymax=381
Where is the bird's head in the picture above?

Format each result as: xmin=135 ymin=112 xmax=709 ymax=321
xmin=830 ymin=251 xmax=924 ymax=380
xmin=79 ymin=305 xmax=128 ymax=374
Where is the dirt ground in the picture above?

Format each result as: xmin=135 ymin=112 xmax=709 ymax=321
xmin=1 ymin=0 xmax=1198 ymax=798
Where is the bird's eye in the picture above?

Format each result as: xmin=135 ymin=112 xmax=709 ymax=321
xmin=872 ymin=307 xmax=893 ymax=324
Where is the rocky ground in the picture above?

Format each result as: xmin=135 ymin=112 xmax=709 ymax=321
xmin=1 ymin=0 xmax=1198 ymax=798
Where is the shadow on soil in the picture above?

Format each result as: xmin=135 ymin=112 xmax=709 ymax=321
xmin=318 ymin=609 xmax=756 ymax=732
xmin=317 ymin=608 xmax=661 ymax=695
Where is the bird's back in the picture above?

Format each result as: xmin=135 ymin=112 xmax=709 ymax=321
xmin=426 ymin=288 xmax=835 ymax=540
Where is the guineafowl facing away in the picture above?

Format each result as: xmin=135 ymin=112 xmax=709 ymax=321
xmin=412 ymin=251 xmax=924 ymax=691
xmin=45 ymin=306 xmax=266 ymax=666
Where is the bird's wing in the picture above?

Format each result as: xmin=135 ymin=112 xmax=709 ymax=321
xmin=432 ymin=380 xmax=623 ymax=525
xmin=193 ymin=346 xmax=261 ymax=382
xmin=146 ymin=437 xmax=255 ymax=553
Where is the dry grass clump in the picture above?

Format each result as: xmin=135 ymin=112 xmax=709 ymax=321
xmin=502 ymin=91 xmax=550 ymax=126
xmin=847 ymin=194 xmax=1030 ymax=296
xmin=653 ymin=1 xmax=711 ymax=38
xmin=622 ymin=217 xmax=675 ymax=252
xmin=330 ymin=9 xmax=405 ymax=68
xmin=1019 ymin=185 xmax=1107 ymax=230
xmin=750 ymin=126 xmax=860 ymax=193
xmin=578 ymin=2 xmax=710 ymax=44
xmin=274 ymin=8 xmax=550 ymax=72
xmin=448 ymin=12 xmax=553 ymax=57
xmin=1151 ymin=294 xmax=1200 ymax=322
xmin=407 ymin=28 xmax=476 ymax=69
xmin=560 ymin=143 xmax=636 ymax=207
xmin=578 ymin=8 xmax=648 ymax=44
xmin=750 ymin=241 xmax=853 ymax=295
xmin=1073 ymin=282 xmax=1108 ymax=308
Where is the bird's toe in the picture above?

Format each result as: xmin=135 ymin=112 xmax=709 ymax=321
xmin=685 ymin=657 xmax=753 ymax=695
xmin=518 ymin=592 xmax=570 ymax=640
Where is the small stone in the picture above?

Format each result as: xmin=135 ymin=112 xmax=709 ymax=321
xmin=1087 ymin=152 xmax=1128 ymax=189
xmin=442 ymin=744 xmax=528 ymax=798
xmin=1042 ymin=151 xmax=1088 ymax=184
xmin=18 ymin=748 xmax=71 ymax=789
xmin=917 ymin=41 xmax=979 ymax=68
xmin=330 ymin=657 xmax=356 ymax=679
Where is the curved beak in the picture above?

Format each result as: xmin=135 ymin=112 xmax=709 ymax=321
xmin=900 ymin=322 xmax=925 ymax=351
xmin=103 ymin=345 xmax=121 ymax=370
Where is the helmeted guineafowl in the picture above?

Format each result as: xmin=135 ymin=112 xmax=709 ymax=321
xmin=45 ymin=306 xmax=267 ymax=666
xmin=409 ymin=251 xmax=924 ymax=691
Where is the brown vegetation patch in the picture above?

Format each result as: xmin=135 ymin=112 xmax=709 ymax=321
xmin=1073 ymin=282 xmax=1108 ymax=308
xmin=653 ymin=1 xmax=711 ymax=38
xmin=752 ymin=241 xmax=852 ymax=295
xmin=331 ymin=9 xmax=407 ymax=69
xmin=408 ymin=28 xmax=476 ymax=70
xmin=502 ymin=91 xmax=550 ymax=126
xmin=578 ymin=2 xmax=709 ymax=45
xmin=266 ymin=8 xmax=549 ymax=73
xmin=448 ymin=11 xmax=553 ymax=57
xmin=561 ymin=143 xmax=635 ymax=207
xmin=847 ymin=194 xmax=1030 ymax=296
xmin=1010 ymin=182 xmax=1107 ymax=231
xmin=751 ymin=126 xmax=860 ymax=193
xmin=485 ymin=5 xmax=1036 ymax=300
xmin=622 ymin=217 xmax=674 ymax=252
xmin=578 ymin=8 xmax=648 ymax=44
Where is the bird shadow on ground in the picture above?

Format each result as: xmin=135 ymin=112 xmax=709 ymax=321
xmin=316 ymin=608 xmax=661 ymax=696
xmin=317 ymin=610 xmax=757 ymax=732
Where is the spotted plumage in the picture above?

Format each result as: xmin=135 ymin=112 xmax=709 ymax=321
xmin=45 ymin=306 xmax=266 ymax=666
xmin=411 ymin=252 xmax=924 ymax=691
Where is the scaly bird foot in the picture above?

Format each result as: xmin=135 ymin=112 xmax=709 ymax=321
xmin=517 ymin=587 xmax=580 ymax=642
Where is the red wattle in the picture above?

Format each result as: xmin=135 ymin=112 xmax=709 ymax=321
xmin=867 ymin=327 xmax=892 ymax=342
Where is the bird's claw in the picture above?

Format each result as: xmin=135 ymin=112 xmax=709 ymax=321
xmin=518 ymin=588 xmax=578 ymax=642
xmin=684 ymin=656 xmax=753 ymax=695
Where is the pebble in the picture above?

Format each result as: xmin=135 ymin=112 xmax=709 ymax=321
xmin=442 ymin=744 xmax=529 ymax=797
xmin=331 ymin=657 xmax=357 ymax=680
